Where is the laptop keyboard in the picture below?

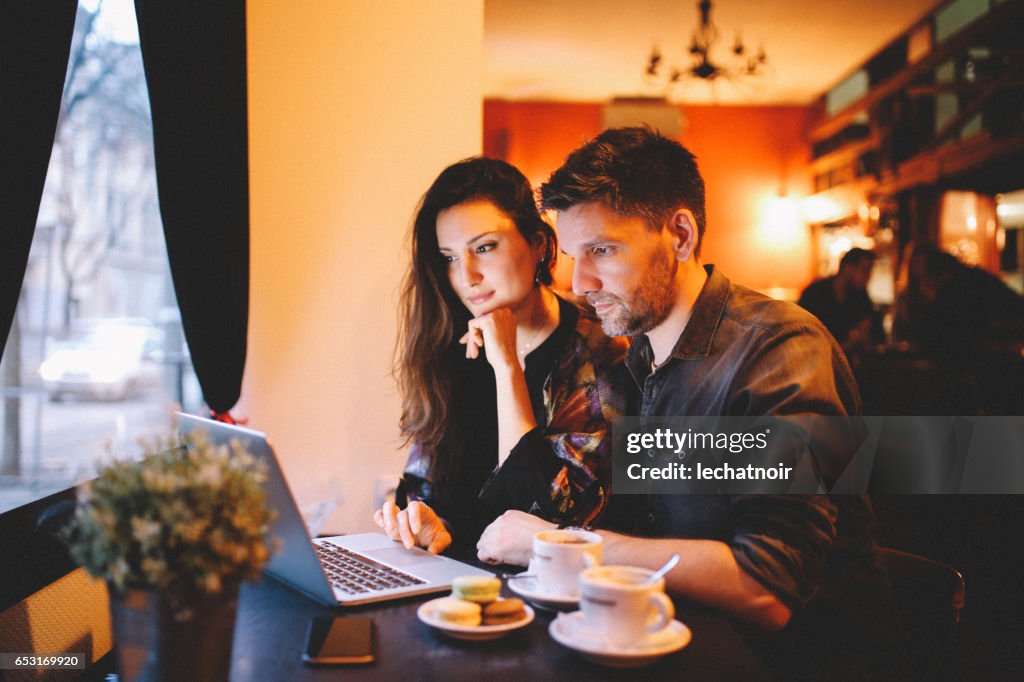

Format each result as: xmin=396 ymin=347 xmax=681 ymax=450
xmin=316 ymin=541 xmax=426 ymax=595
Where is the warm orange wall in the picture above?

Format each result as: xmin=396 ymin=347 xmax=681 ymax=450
xmin=485 ymin=101 xmax=603 ymax=190
xmin=245 ymin=1 xmax=483 ymax=534
xmin=485 ymin=100 xmax=817 ymax=295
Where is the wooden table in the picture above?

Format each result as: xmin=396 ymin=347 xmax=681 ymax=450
xmin=229 ymin=574 xmax=773 ymax=681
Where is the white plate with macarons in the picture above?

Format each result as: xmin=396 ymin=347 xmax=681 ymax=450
xmin=417 ymin=596 xmax=535 ymax=641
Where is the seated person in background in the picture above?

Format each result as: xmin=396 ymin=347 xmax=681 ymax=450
xmin=478 ymin=128 xmax=901 ymax=676
xmin=894 ymin=242 xmax=1024 ymax=358
xmin=798 ymin=247 xmax=877 ymax=357
xmin=892 ymin=242 xmax=1024 ymax=414
xmin=889 ymin=240 xmax=930 ymax=348
xmin=374 ymin=157 xmax=629 ymax=557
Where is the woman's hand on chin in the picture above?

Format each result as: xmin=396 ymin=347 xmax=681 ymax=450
xmin=476 ymin=510 xmax=556 ymax=566
xmin=374 ymin=499 xmax=452 ymax=554
xmin=459 ymin=308 xmax=519 ymax=369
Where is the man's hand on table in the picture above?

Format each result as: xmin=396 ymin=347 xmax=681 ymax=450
xmin=476 ymin=509 xmax=556 ymax=566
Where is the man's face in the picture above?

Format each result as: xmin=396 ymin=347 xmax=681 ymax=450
xmin=848 ymin=259 xmax=874 ymax=290
xmin=557 ymin=202 xmax=677 ymax=337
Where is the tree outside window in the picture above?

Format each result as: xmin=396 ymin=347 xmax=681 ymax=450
xmin=1 ymin=0 xmax=201 ymax=513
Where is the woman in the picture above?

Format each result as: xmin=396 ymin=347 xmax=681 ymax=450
xmin=373 ymin=157 xmax=628 ymax=556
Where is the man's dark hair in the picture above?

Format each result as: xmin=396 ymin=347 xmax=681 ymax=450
xmin=839 ymin=247 xmax=876 ymax=270
xmin=539 ymin=126 xmax=707 ymax=255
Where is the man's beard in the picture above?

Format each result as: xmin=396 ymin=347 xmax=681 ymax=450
xmin=589 ymin=252 xmax=677 ymax=337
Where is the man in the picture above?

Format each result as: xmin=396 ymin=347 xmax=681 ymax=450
xmin=476 ymin=128 xmax=899 ymax=673
xmin=798 ymin=247 xmax=877 ymax=356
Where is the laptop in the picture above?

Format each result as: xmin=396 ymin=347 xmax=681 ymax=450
xmin=175 ymin=413 xmax=491 ymax=606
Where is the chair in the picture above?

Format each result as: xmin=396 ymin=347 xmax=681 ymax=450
xmin=0 ymin=567 xmax=113 ymax=681
xmin=875 ymin=546 xmax=966 ymax=680
xmin=0 ymin=490 xmax=115 ymax=681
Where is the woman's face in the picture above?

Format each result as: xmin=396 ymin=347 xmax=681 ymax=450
xmin=436 ymin=199 xmax=541 ymax=317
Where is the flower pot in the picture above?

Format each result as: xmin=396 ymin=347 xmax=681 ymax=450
xmin=109 ymin=583 xmax=239 ymax=682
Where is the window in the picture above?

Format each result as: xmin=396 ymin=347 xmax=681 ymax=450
xmin=0 ymin=0 xmax=201 ymax=514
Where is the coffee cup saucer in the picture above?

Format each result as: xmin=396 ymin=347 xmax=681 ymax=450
xmin=507 ymin=575 xmax=579 ymax=612
xmin=548 ymin=611 xmax=692 ymax=667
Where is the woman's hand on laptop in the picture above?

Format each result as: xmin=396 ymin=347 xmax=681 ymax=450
xmin=374 ymin=499 xmax=452 ymax=554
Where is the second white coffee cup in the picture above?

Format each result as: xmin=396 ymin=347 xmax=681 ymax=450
xmin=579 ymin=565 xmax=675 ymax=649
xmin=532 ymin=529 xmax=603 ymax=597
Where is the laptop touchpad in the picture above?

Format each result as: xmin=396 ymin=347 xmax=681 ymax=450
xmin=364 ymin=546 xmax=445 ymax=567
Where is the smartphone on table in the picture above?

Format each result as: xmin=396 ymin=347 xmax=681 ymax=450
xmin=302 ymin=615 xmax=375 ymax=665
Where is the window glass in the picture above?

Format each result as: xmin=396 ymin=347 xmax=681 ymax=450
xmin=935 ymin=0 xmax=990 ymax=44
xmin=825 ymin=70 xmax=868 ymax=116
xmin=0 ymin=0 xmax=201 ymax=514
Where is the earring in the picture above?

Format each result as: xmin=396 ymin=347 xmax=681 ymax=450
xmin=534 ymin=259 xmax=546 ymax=287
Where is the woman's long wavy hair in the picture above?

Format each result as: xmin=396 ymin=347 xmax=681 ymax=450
xmin=396 ymin=157 xmax=556 ymax=487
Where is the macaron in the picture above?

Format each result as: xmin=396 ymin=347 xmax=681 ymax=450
xmin=451 ymin=575 xmax=501 ymax=604
xmin=431 ymin=597 xmax=482 ymax=626
xmin=482 ymin=598 xmax=527 ymax=625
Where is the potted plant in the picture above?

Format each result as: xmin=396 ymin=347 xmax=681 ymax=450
xmin=65 ymin=426 xmax=276 ymax=682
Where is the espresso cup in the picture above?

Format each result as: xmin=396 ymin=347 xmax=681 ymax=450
xmin=579 ymin=565 xmax=675 ymax=649
xmin=531 ymin=529 xmax=603 ymax=597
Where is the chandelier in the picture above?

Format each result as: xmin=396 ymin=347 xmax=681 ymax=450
xmin=646 ymin=0 xmax=767 ymax=86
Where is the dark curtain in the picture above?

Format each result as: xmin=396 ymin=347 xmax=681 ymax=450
xmin=0 ymin=0 xmax=249 ymax=414
xmin=0 ymin=0 xmax=79 ymax=371
xmin=134 ymin=0 xmax=249 ymax=413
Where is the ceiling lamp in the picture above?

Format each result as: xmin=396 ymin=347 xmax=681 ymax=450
xmin=646 ymin=0 xmax=767 ymax=86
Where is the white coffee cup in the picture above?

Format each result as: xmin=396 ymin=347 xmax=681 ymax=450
xmin=531 ymin=529 xmax=602 ymax=597
xmin=579 ymin=565 xmax=675 ymax=649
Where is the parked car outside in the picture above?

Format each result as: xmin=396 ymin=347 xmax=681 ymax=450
xmin=38 ymin=318 xmax=162 ymax=401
